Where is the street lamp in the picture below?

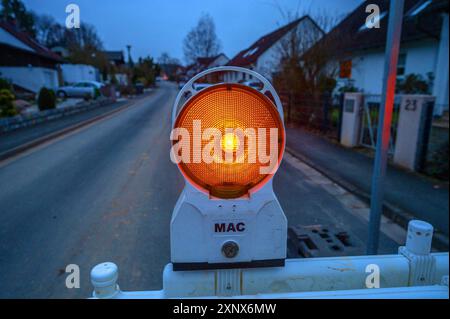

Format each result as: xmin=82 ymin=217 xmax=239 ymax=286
xmin=126 ymin=45 xmax=133 ymax=67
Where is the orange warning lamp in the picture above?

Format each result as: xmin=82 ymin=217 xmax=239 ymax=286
xmin=173 ymin=83 xmax=285 ymax=199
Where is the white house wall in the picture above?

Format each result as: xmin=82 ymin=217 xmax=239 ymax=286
xmin=224 ymin=17 xmax=323 ymax=83
xmin=223 ymin=70 xmax=241 ymax=82
xmin=0 ymin=66 xmax=58 ymax=93
xmin=257 ymin=18 xmax=323 ymax=80
xmin=350 ymin=50 xmax=386 ymax=95
xmin=210 ymin=55 xmax=229 ymax=68
xmin=350 ymin=40 xmax=439 ymax=96
xmin=403 ymin=40 xmax=439 ymax=77
xmin=61 ymin=64 xmax=98 ymax=84
xmin=255 ymin=43 xmax=280 ymax=80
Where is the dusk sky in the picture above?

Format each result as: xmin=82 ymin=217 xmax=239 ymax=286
xmin=23 ymin=0 xmax=363 ymax=64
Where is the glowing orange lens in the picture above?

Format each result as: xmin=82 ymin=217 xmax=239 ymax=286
xmin=173 ymin=83 xmax=285 ymax=199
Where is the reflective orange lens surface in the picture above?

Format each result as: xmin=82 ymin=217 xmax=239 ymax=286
xmin=173 ymin=83 xmax=285 ymax=199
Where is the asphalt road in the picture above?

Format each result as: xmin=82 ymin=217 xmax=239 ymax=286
xmin=0 ymin=82 xmax=399 ymax=298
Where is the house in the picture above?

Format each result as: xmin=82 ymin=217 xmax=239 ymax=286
xmin=317 ymin=0 xmax=448 ymax=116
xmin=225 ymin=16 xmax=324 ymax=82
xmin=0 ymin=21 xmax=62 ymax=93
xmin=160 ymin=63 xmax=183 ymax=81
xmin=49 ymin=46 xmax=100 ymax=84
xmin=103 ymin=50 xmax=128 ymax=85
xmin=183 ymin=53 xmax=229 ymax=82
xmin=104 ymin=50 xmax=126 ymax=66
xmin=51 ymin=46 xmax=69 ymax=59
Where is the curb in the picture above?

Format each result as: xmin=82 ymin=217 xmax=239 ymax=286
xmin=285 ymin=146 xmax=449 ymax=251
xmin=1 ymin=98 xmax=115 ymax=133
xmin=0 ymin=98 xmax=140 ymax=162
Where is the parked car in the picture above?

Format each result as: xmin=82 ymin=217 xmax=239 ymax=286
xmin=134 ymin=81 xmax=144 ymax=95
xmin=56 ymin=81 xmax=104 ymax=99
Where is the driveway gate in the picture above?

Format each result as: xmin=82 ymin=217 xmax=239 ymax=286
xmin=359 ymin=94 xmax=402 ymax=154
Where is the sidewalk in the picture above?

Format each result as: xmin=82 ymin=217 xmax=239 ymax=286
xmin=0 ymin=99 xmax=127 ymax=156
xmin=285 ymin=127 xmax=449 ymax=247
xmin=0 ymin=92 xmax=154 ymax=158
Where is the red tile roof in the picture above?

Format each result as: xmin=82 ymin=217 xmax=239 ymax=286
xmin=0 ymin=21 xmax=62 ymax=62
xmin=227 ymin=16 xmax=319 ymax=67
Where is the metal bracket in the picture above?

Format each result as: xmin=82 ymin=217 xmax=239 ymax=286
xmin=215 ymin=269 xmax=241 ymax=296
xmin=398 ymin=220 xmax=436 ymax=286
xmin=399 ymin=246 xmax=436 ymax=286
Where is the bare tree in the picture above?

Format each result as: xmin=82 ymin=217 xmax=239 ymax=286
xmin=34 ymin=14 xmax=53 ymax=45
xmin=34 ymin=14 xmax=67 ymax=48
xmin=183 ymin=13 xmax=221 ymax=64
xmin=267 ymin=5 xmax=351 ymax=128
xmin=65 ymin=23 xmax=104 ymax=51
xmin=1 ymin=0 xmax=36 ymax=37
xmin=273 ymin=10 xmax=342 ymax=96
xmin=34 ymin=14 xmax=103 ymax=52
xmin=158 ymin=52 xmax=180 ymax=66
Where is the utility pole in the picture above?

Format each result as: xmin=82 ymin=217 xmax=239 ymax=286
xmin=367 ymin=0 xmax=405 ymax=254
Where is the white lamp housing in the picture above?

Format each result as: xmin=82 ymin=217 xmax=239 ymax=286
xmin=170 ymin=67 xmax=287 ymax=270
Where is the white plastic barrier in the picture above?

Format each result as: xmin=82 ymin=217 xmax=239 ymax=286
xmin=90 ymin=220 xmax=449 ymax=299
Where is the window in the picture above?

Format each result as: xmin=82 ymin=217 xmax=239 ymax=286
xmin=339 ymin=60 xmax=352 ymax=79
xmin=397 ymin=53 xmax=407 ymax=78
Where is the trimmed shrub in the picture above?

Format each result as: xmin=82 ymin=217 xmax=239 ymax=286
xmin=94 ymin=87 xmax=101 ymax=99
xmin=83 ymin=92 xmax=92 ymax=101
xmin=318 ymin=76 xmax=337 ymax=94
xmin=428 ymin=141 xmax=449 ymax=180
xmin=110 ymin=74 xmax=118 ymax=85
xmin=0 ymin=88 xmax=17 ymax=117
xmin=119 ymin=85 xmax=136 ymax=96
xmin=396 ymin=73 xmax=433 ymax=94
xmin=38 ymin=87 xmax=56 ymax=111
xmin=0 ymin=77 xmax=12 ymax=91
